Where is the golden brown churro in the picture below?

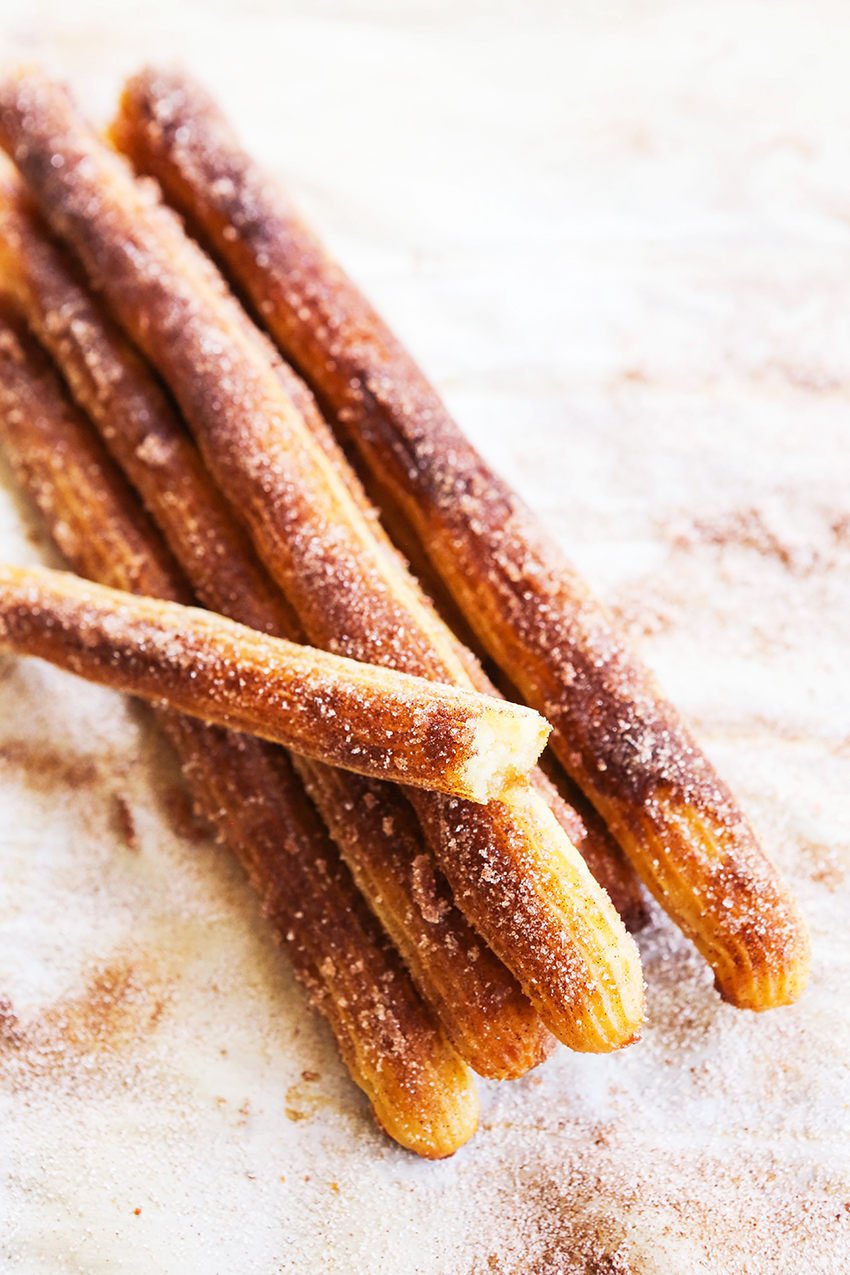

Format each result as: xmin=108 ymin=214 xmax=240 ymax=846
xmin=0 ymin=166 xmax=555 ymax=1079
xmin=0 ymin=300 xmax=479 ymax=1158
xmin=113 ymin=68 xmax=810 ymax=1010
xmin=0 ymin=560 xmax=549 ymax=800
xmin=0 ymin=67 xmax=645 ymax=1052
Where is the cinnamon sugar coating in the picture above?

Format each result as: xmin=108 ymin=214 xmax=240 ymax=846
xmin=0 ymin=158 xmax=299 ymax=640
xmin=0 ymin=561 xmax=550 ymax=801
xmin=0 ymin=170 xmax=554 ymax=1078
xmin=0 ymin=66 xmax=644 ymax=1051
xmin=0 ymin=300 xmax=479 ymax=1158
xmin=532 ymin=757 xmax=650 ymax=936
xmin=111 ymin=67 xmax=809 ymax=1010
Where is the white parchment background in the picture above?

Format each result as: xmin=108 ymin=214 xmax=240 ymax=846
xmin=0 ymin=2 xmax=848 ymax=1272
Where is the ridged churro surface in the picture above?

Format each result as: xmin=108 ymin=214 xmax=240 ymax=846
xmin=0 ymin=300 xmax=479 ymax=1158
xmin=0 ymin=66 xmax=645 ymax=1052
xmin=111 ymin=67 xmax=809 ymax=1010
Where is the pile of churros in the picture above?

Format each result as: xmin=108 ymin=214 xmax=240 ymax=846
xmin=0 ymin=65 xmax=810 ymax=1158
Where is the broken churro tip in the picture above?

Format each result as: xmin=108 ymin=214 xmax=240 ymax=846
xmin=462 ymin=702 xmax=551 ymax=803
xmin=0 ymin=560 xmax=549 ymax=801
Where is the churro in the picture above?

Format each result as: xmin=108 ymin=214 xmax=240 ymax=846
xmin=0 ymin=169 xmax=554 ymax=1079
xmin=0 ymin=560 xmax=549 ymax=800
xmin=113 ymin=67 xmax=810 ymax=1009
xmin=534 ymin=757 xmax=650 ymax=935
xmin=0 ymin=66 xmax=645 ymax=1052
xmin=0 ymin=299 xmax=479 ymax=1158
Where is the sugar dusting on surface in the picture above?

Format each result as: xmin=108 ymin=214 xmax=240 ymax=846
xmin=1 ymin=1 xmax=850 ymax=1271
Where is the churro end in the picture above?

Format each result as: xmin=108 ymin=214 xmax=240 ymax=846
xmin=368 ymin=1062 xmax=480 ymax=1159
xmin=462 ymin=704 xmax=551 ymax=804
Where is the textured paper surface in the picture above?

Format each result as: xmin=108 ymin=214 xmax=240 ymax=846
xmin=0 ymin=3 xmax=848 ymax=1271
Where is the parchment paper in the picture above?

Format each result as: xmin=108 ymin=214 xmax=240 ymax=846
xmin=0 ymin=3 xmax=848 ymax=1271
